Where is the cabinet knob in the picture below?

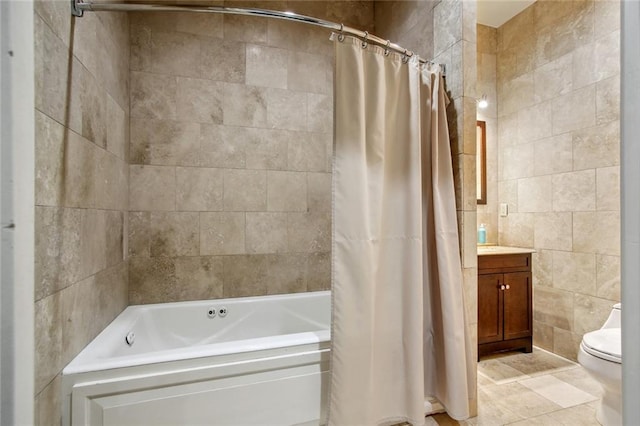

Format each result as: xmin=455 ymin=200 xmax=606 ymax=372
xmin=506 ymin=284 xmax=510 ymax=290
xmin=500 ymin=285 xmax=506 ymax=290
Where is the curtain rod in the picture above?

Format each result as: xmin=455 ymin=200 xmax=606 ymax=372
xmin=70 ymin=0 xmax=445 ymax=75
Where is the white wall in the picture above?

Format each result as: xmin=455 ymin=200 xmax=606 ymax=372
xmin=621 ymin=1 xmax=640 ymax=423
xmin=0 ymin=0 xmax=35 ymax=424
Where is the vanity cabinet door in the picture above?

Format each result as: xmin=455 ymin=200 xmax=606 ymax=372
xmin=503 ymin=272 xmax=532 ymax=341
xmin=478 ymin=273 xmax=504 ymax=345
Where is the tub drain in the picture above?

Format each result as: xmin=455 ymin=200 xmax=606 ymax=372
xmin=125 ymin=331 xmax=135 ymax=346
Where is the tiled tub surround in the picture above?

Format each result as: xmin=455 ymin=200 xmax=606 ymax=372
xmin=485 ymin=0 xmax=621 ymax=360
xmin=34 ymin=3 xmax=130 ymax=425
xmin=127 ymin=8 xmax=374 ymax=303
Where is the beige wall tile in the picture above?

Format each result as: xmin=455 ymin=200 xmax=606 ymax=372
xmin=498 ymin=213 xmax=534 ymax=247
xmin=433 ymin=0 xmax=462 ymax=56
xmin=223 ymin=169 xmax=267 ymax=211
xmin=129 ymin=165 xmax=176 ymax=211
xmin=266 ymin=254 xmax=308 ymax=294
xmin=224 ymin=15 xmax=268 ymax=43
xmin=35 ymin=209 xmax=83 ymax=299
xmin=34 ymin=292 xmax=62 ymax=394
xmin=105 ymin=210 xmax=124 ymax=268
xmin=35 ymin=15 xmax=71 ymax=125
xmin=533 ymin=321 xmax=554 ymax=352
xmin=246 ymin=212 xmax=288 ymax=254
xmin=150 ymin=31 xmax=201 ymax=78
xmin=596 ymin=75 xmax=620 ymax=125
xmin=533 ymin=134 xmax=573 ymax=177
xmin=307 ymin=173 xmax=331 ymax=213
xmin=533 ymin=249 xmax=553 ymax=287
xmin=477 ymin=24 xmax=497 ymax=54
xmin=288 ymin=212 xmax=331 ymax=253
xmin=200 ymin=212 xmax=245 ymax=255
xmin=130 ymin=71 xmax=177 ymax=120
xmin=223 ymin=83 xmax=267 ymax=127
xmin=552 ymin=251 xmax=596 ymax=295
xmin=572 ymin=120 xmax=620 ymax=170
xmin=267 ymin=171 xmax=307 ymax=212
xmin=517 ymin=100 xmax=553 ymax=142
xmin=266 ymin=88 xmax=308 ymax=131
xmin=128 ymin=211 xmax=150 ymax=257
xmin=288 ymin=51 xmax=332 ymax=94
xmin=518 ymin=176 xmax=552 ymax=213
xmin=245 ymin=44 xmax=288 ymax=89
xmin=223 ymin=255 xmax=268 ymax=297
xmin=130 ymin=118 xmax=200 ymax=166
xmin=175 ymin=256 xmax=224 ymax=301
xmin=246 ymin=129 xmax=288 ymax=170
xmin=200 ymin=124 xmax=249 ymax=169
xmin=498 ymin=179 xmax=518 ymax=213
xmin=572 ymin=41 xmax=599 ymax=90
xmin=551 ymin=170 xmax=596 ymax=212
xmin=175 ymin=12 xmax=223 ymax=38
xmin=35 ymin=375 xmax=61 ymax=426
xmin=574 ymin=293 xmax=617 ymax=335
xmin=288 ymin=132 xmax=330 ymax=172
xmin=501 ymin=142 xmax=533 ymax=180
xmin=35 ymin=111 xmax=65 ymax=207
xmin=462 ymin=211 xmax=478 ymax=269
xmin=533 ymin=286 xmax=574 ymax=330
xmin=596 ymin=254 xmax=621 ymax=301
xmin=596 ymin=166 xmax=620 ymax=211
xmin=498 ymin=72 xmax=534 ymax=117
xmin=78 ymin=209 xmax=108 ymax=279
xmin=63 ymin=128 xmax=99 ymax=209
xmin=533 ymin=53 xmax=572 ymax=103
xmin=595 ymin=30 xmax=620 ymax=82
xmin=307 ymin=93 xmax=333 ymax=134
xmin=176 ymin=167 xmax=223 ymax=211
xmin=595 ymin=0 xmax=620 ymax=39
xmin=553 ymin=327 xmax=582 ymax=361
xmin=534 ymin=212 xmax=572 ymax=251
xmin=129 ymin=256 xmax=176 ymax=304
xmin=148 ymin=212 xmax=199 ymax=257
xmin=106 ymin=94 xmax=127 ymax=160
xmin=176 ymin=77 xmax=223 ymax=124
xmin=573 ymin=211 xmax=620 ymax=255
xmin=307 ymin=252 xmax=331 ymax=291
xmin=551 ymin=85 xmax=596 ymax=135
xmin=200 ymin=40 xmax=246 ymax=83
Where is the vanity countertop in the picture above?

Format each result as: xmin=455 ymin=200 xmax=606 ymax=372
xmin=477 ymin=245 xmax=536 ymax=256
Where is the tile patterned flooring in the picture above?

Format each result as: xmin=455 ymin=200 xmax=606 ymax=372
xmin=428 ymin=348 xmax=603 ymax=425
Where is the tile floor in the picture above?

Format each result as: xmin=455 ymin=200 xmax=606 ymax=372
xmin=428 ymin=347 xmax=603 ymax=425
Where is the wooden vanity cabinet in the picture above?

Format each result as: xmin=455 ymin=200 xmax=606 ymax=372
xmin=477 ymin=253 xmax=533 ymax=359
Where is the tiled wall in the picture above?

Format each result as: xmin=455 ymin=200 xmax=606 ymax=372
xmin=127 ymin=4 xmax=374 ymax=303
xmin=33 ymin=2 xmax=130 ymax=424
xmin=495 ymin=0 xmax=621 ymax=360
xmin=376 ymin=0 xmax=478 ymax=416
xmin=374 ymin=0 xmax=435 ymax=59
xmin=476 ymin=24 xmax=498 ymax=244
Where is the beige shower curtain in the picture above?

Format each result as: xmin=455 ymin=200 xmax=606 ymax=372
xmin=329 ymin=35 xmax=470 ymax=425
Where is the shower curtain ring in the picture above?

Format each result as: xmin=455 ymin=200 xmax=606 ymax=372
xmin=384 ymin=40 xmax=391 ymax=56
xmin=338 ymin=23 xmax=345 ymax=42
xmin=361 ymin=31 xmax=368 ymax=49
xmin=402 ymin=49 xmax=410 ymax=63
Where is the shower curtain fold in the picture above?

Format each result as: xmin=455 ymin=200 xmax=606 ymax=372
xmin=329 ymin=36 xmax=470 ymax=426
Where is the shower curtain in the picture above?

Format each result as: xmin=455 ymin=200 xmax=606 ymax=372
xmin=329 ymin=35 xmax=470 ymax=425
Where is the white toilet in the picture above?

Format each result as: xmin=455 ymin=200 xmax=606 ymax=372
xmin=578 ymin=303 xmax=622 ymax=426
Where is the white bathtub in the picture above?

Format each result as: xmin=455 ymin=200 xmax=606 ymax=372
xmin=62 ymin=291 xmax=331 ymax=426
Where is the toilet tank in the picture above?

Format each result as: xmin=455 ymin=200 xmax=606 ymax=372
xmin=602 ymin=303 xmax=622 ymax=329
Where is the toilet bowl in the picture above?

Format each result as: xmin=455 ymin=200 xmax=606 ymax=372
xmin=578 ymin=303 xmax=622 ymax=426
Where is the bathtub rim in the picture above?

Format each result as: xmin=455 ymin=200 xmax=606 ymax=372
xmin=62 ymin=290 xmax=331 ymax=376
